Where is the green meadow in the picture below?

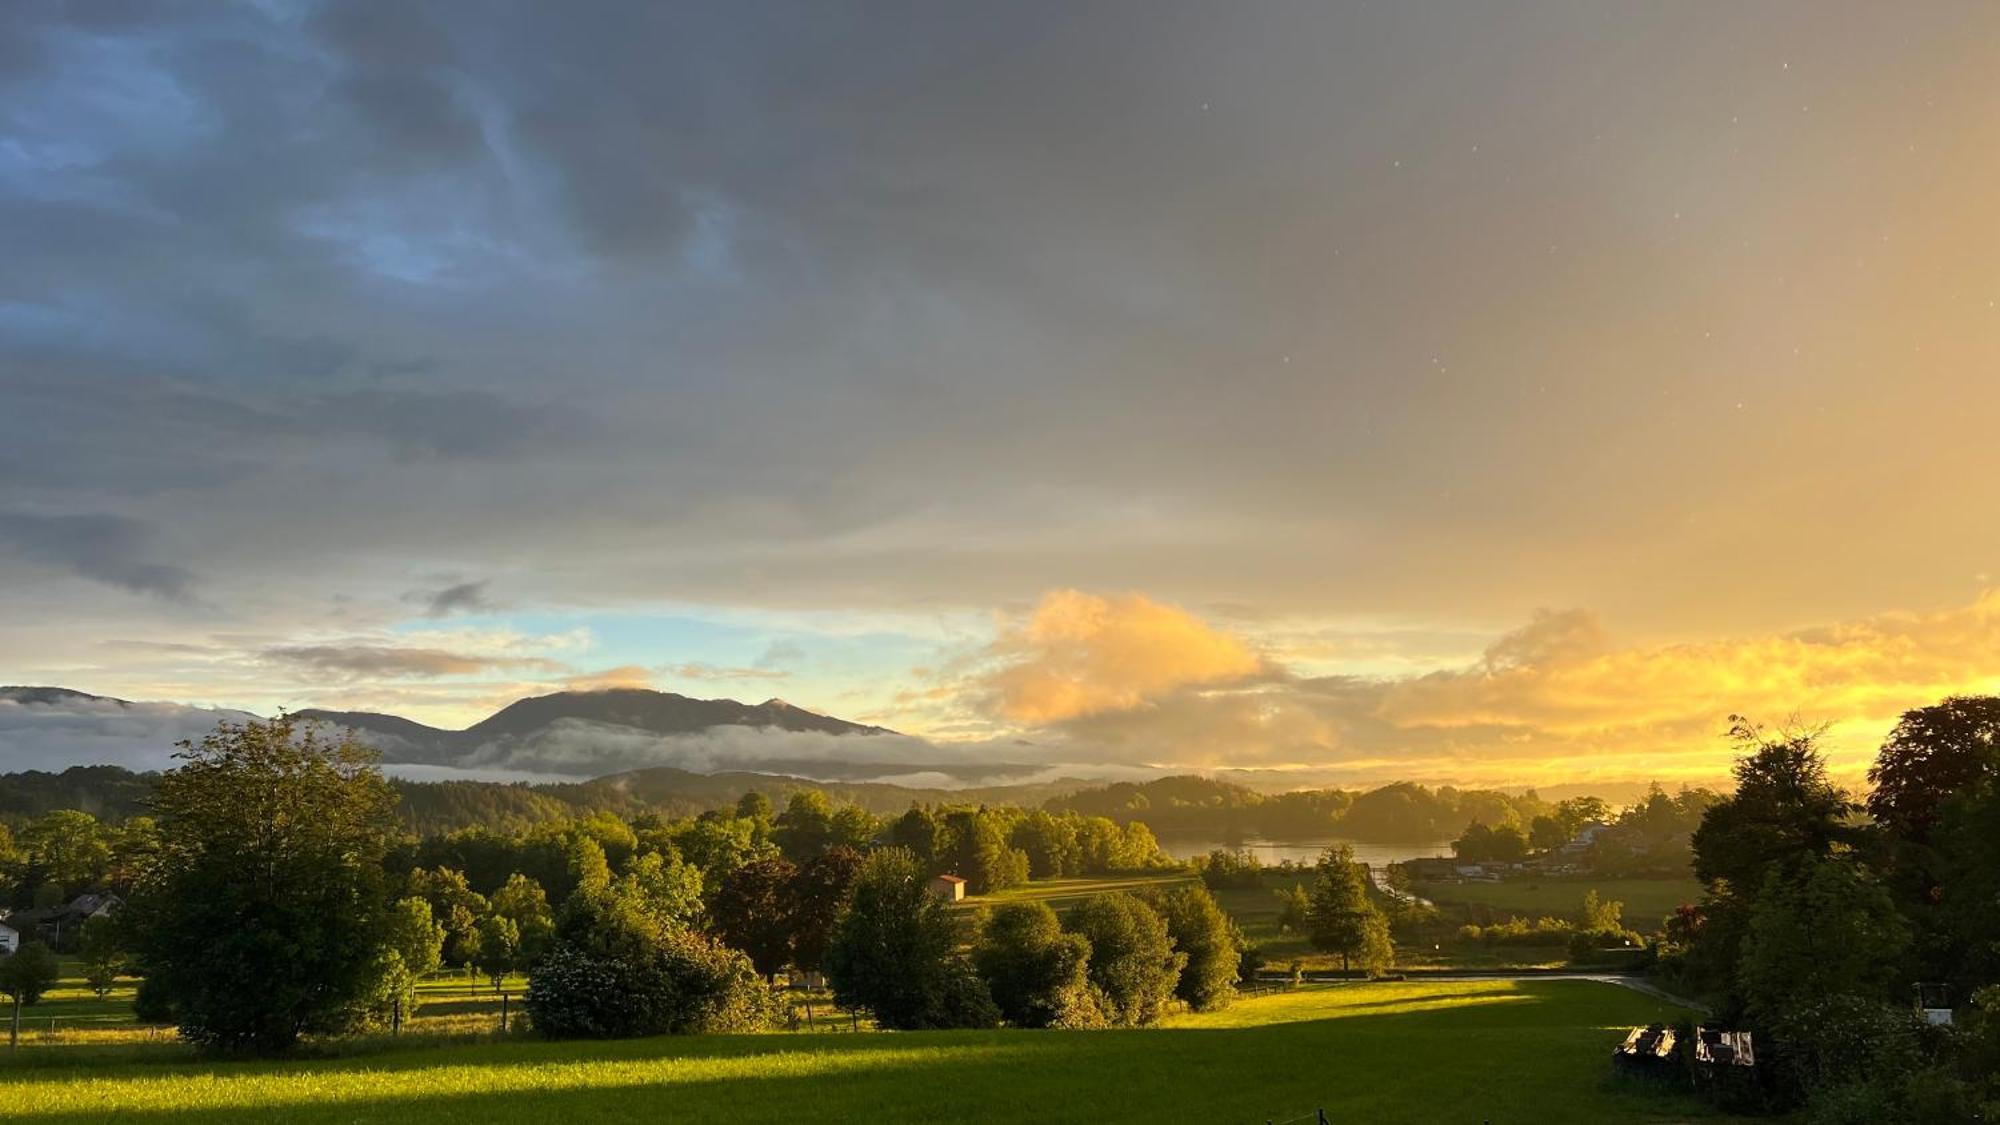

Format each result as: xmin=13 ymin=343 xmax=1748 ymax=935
xmin=1409 ymin=876 xmax=1705 ymax=929
xmin=0 ymin=979 xmax=1737 ymax=1123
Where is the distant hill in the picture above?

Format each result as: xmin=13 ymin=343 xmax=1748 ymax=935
xmin=291 ymin=687 xmax=902 ymax=774
xmin=5 ymin=685 xmax=962 ymax=779
xmin=0 ymin=762 xmax=1090 ymax=836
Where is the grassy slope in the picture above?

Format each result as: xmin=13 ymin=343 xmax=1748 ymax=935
xmin=0 ymin=980 xmax=1734 ymax=1124
xmin=1411 ymin=876 xmax=1705 ymax=929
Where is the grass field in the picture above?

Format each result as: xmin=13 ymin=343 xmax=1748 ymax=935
xmin=0 ymin=979 xmax=1734 ymax=1123
xmin=1410 ymin=876 xmax=1705 ymax=930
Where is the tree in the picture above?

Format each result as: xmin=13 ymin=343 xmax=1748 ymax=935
xmin=124 ymin=716 xmax=399 ymax=1053
xmin=565 ymin=836 xmax=612 ymax=904
xmin=710 ymin=856 xmax=797 ymax=980
xmin=789 ymin=846 xmax=864 ymax=976
xmin=1306 ymin=845 xmax=1394 ymax=975
xmin=1692 ymin=718 xmax=1857 ymax=893
xmin=475 ymin=915 xmax=521 ymax=990
xmin=885 ymin=807 xmax=942 ymax=869
xmin=1063 ymin=893 xmax=1184 ymax=1026
xmin=0 ymin=941 xmax=60 ymax=1048
xmin=79 ymin=914 xmax=124 ymax=999
xmin=824 ymin=848 xmax=997 ymax=1030
xmin=773 ymin=791 xmax=837 ymax=862
xmin=106 ymin=816 xmax=162 ymax=895
xmin=735 ymin=791 xmax=773 ymax=823
xmin=406 ymin=867 xmax=488 ymax=968
xmin=1452 ymin=821 xmax=1489 ymax=860
xmin=1529 ymin=815 xmax=1568 ymax=852
xmin=1933 ymin=778 xmax=2000 ymax=990
xmin=1010 ymin=811 xmax=1081 ymax=879
xmin=1579 ymin=890 xmax=1624 ymax=933
xmin=1554 ymin=796 xmax=1611 ymax=837
xmin=1149 ymin=884 xmax=1240 ymax=1011
xmin=972 ymin=902 xmax=1102 ymax=1028
xmin=20 ymin=808 xmax=112 ymax=900
xmin=1274 ymin=883 xmax=1310 ymax=934
xmin=376 ymin=896 xmax=444 ymax=1025
xmin=1738 ymin=855 xmax=1911 ymax=1029
xmin=1866 ymin=696 xmax=2000 ymax=845
xmin=526 ymin=890 xmax=772 ymax=1038
xmin=615 ymin=850 xmax=704 ymax=929
xmin=489 ymin=873 xmax=555 ymax=963
xmin=947 ymin=810 xmax=1028 ymax=894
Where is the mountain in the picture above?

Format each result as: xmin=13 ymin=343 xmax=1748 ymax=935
xmin=1 ymin=686 xmax=120 ymax=708
xmin=293 ymin=688 xmax=900 ymax=773
xmin=462 ymin=690 xmax=889 ymax=740
xmin=4 ymin=685 xmax=1031 ymax=785
xmin=0 ymin=686 xmax=260 ymax=774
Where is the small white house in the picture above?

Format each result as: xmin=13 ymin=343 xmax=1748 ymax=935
xmin=929 ymin=874 xmax=967 ymax=903
xmin=0 ymin=920 xmax=19 ymax=955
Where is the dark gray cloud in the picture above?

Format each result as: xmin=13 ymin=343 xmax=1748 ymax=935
xmin=0 ymin=512 xmax=197 ymax=600
xmin=260 ymin=643 xmax=562 ymax=681
xmin=409 ymin=579 xmax=493 ymax=618
xmin=1 ymin=1 xmax=1996 ymax=765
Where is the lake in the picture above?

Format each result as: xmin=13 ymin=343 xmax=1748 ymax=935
xmin=1159 ymin=836 xmax=1455 ymax=869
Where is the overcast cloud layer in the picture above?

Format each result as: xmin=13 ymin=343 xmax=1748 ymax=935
xmin=3 ymin=2 xmax=1998 ymax=788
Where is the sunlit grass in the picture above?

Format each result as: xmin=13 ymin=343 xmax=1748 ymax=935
xmin=1410 ymin=875 xmax=1705 ymax=927
xmin=0 ymin=980 xmax=1740 ymax=1123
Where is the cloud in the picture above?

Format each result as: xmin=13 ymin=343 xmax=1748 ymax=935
xmin=982 ymin=590 xmax=1265 ymax=724
xmin=0 ymin=692 xmax=250 ymax=772
xmin=666 ymin=662 xmax=791 ymax=682
xmin=457 ymin=719 xmax=992 ymax=780
xmin=995 ymin=589 xmax=2000 ymax=788
xmin=0 ymin=512 xmax=197 ymax=601
xmin=261 ymin=643 xmax=564 ymax=681
xmin=408 ymin=579 xmax=494 ymax=618
xmin=1380 ymin=591 xmax=2000 ymax=738
xmin=563 ymin=665 xmax=657 ymax=691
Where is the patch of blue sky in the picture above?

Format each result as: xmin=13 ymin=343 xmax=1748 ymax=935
xmin=388 ymin=606 xmax=964 ymax=699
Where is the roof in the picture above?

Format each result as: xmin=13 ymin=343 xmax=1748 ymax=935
xmin=933 ymin=874 xmax=966 ymax=884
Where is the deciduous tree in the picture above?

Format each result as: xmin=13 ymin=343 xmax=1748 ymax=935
xmin=1064 ymin=893 xmax=1184 ymax=1026
xmin=972 ymin=901 xmax=1101 ymax=1028
xmin=123 ymin=716 xmax=399 ymax=1053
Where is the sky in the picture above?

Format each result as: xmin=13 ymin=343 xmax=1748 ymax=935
xmin=2 ymin=2 xmax=1998 ymax=789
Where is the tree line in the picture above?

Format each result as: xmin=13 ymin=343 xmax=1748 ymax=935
xmin=1653 ymin=698 xmax=2000 ymax=1120
xmin=0 ymin=716 xmax=1203 ymax=1053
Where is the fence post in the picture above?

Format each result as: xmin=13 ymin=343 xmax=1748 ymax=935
xmin=392 ymin=997 xmax=401 ymax=1037
xmin=1317 ymin=1110 xmax=1329 ymax=1125
xmin=500 ymin=992 xmax=509 ymax=1034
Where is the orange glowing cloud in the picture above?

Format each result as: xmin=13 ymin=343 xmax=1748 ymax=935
xmin=1381 ymin=592 xmax=2000 ymax=739
xmin=984 ymin=589 xmax=1265 ymax=724
xmin=971 ymin=589 xmax=2000 ymax=787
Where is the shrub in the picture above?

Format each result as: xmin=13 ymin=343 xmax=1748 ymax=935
xmin=824 ymin=848 xmax=997 ymax=1030
xmin=1148 ymin=884 xmax=1240 ymax=1011
xmin=1195 ymin=849 xmax=1263 ymax=890
xmin=526 ymin=892 xmax=772 ymax=1039
xmin=973 ymin=902 xmax=1102 ymax=1028
xmin=1064 ymin=893 xmax=1185 ymax=1026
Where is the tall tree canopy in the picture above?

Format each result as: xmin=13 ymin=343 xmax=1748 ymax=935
xmin=823 ymin=848 xmax=996 ymax=1030
xmin=973 ymin=901 xmax=1102 ymax=1028
xmin=1691 ymin=718 xmax=1858 ymax=893
xmin=1306 ymin=845 xmax=1394 ymax=975
xmin=125 ymin=716 xmax=399 ymax=1053
xmin=1064 ymin=893 xmax=1184 ymax=1026
xmin=1867 ymin=696 xmax=2000 ymax=845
